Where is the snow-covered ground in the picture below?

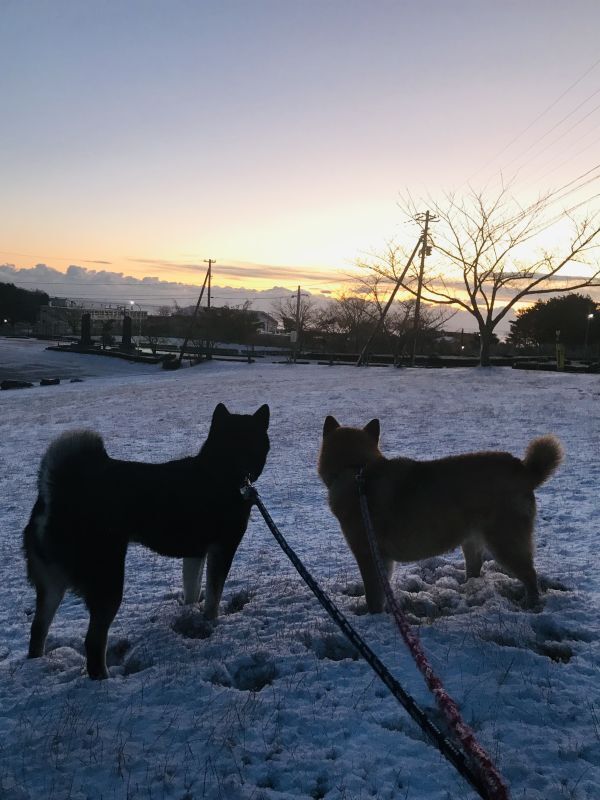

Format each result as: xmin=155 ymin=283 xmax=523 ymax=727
xmin=0 ymin=338 xmax=160 ymax=383
xmin=1 ymin=339 xmax=599 ymax=800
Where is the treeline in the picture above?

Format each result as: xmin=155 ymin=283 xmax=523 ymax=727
xmin=143 ymin=296 xmax=465 ymax=357
xmin=3 ymin=280 xmax=597 ymax=359
xmin=0 ymin=282 xmax=49 ymax=324
xmin=271 ymin=293 xmax=462 ymax=356
xmin=144 ymin=306 xmax=262 ymax=345
xmin=273 ymin=292 xmax=599 ymax=358
xmin=508 ymin=294 xmax=599 ymax=351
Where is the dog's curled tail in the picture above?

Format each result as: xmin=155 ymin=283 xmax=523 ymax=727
xmin=39 ymin=430 xmax=108 ymax=501
xmin=523 ymin=435 xmax=563 ymax=488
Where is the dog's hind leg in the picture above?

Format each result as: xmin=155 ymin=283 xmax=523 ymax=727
xmin=28 ymin=573 xmax=66 ymax=658
xmin=204 ymin=538 xmax=242 ymax=620
xmin=24 ymin=504 xmax=67 ymax=658
xmin=182 ymin=556 xmax=206 ymax=605
xmin=486 ymin=518 xmax=539 ymax=606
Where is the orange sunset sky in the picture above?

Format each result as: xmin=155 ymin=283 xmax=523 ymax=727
xmin=1 ymin=1 xmax=600 ymax=307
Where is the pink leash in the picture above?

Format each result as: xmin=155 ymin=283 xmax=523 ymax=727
xmin=357 ymin=471 xmax=510 ymax=800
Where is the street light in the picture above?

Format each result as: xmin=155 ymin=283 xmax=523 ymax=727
xmin=129 ymin=301 xmax=143 ymax=349
xmin=584 ymin=312 xmax=594 ymax=358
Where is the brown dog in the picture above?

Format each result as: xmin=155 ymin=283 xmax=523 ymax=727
xmin=318 ymin=416 xmax=563 ymax=612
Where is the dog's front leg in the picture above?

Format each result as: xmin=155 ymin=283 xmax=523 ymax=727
xmin=354 ymin=548 xmax=391 ymax=614
xmin=83 ymin=552 xmax=125 ymax=680
xmin=84 ymin=598 xmax=122 ymax=680
xmin=203 ymin=537 xmax=242 ymax=620
xmin=462 ymin=538 xmax=483 ymax=580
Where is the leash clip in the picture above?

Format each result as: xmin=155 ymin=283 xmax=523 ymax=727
xmin=240 ymin=476 xmax=257 ymax=502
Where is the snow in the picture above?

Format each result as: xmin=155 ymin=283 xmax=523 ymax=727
xmin=0 ymin=338 xmax=160 ymax=383
xmin=1 ymin=338 xmax=599 ymax=799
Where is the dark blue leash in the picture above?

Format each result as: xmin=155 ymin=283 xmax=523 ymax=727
xmin=242 ymin=479 xmax=495 ymax=799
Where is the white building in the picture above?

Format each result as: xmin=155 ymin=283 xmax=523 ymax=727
xmin=254 ymin=311 xmax=278 ymax=335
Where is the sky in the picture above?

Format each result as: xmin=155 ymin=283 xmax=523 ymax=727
xmin=1 ymin=0 xmax=600 ymax=306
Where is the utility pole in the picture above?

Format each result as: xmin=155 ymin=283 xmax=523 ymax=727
xmin=356 ymin=239 xmax=422 ymax=367
xmin=205 ymin=259 xmax=214 ymax=309
xmin=410 ymin=211 xmax=437 ymax=367
xmin=205 ymin=258 xmax=215 ymax=358
xmin=177 ymin=259 xmax=214 ymax=366
xmin=293 ymin=285 xmax=301 ymax=363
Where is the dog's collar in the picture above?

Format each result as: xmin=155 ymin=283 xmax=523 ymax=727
xmin=324 ymin=464 xmax=367 ymax=490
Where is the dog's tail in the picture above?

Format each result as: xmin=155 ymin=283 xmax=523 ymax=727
xmin=23 ymin=432 xmax=108 ymax=581
xmin=38 ymin=430 xmax=108 ymax=504
xmin=523 ymin=435 xmax=563 ymax=488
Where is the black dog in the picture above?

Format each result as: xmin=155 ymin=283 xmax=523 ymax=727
xmin=23 ymin=403 xmax=270 ymax=679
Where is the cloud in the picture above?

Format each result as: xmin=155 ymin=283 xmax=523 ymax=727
xmin=128 ymin=258 xmax=345 ymax=284
xmin=127 ymin=259 xmax=204 ymax=273
xmin=0 ymin=263 xmax=321 ymax=312
xmin=420 ymin=272 xmax=600 ymax=305
xmin=5 ymin=261 xmax=594 ymax=334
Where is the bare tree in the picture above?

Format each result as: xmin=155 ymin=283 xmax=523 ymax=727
xmin=50 ymin=307 xmax=81 ymax=337
xmin=387 ymin=188 xmax=600 ymax=365
xmin=387 ymin=298 xmax=452 ymax=356
xmin=312 ymin=292 xmax=379 ymax=354
xmin=271 ymin=294 xmax=316 ymax=341
xmin=353 ymin=267 xmax=454 ymax=360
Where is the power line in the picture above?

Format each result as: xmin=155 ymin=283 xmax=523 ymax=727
xmin=521 ymin=166 xmax=600 ymax=220
xmin=0 ymin=280 xmax=207 ymax=287
xmin=29 ymin=293 xmax=300 ymax=306
xmin=511 ymin=123 xmax=600 ymax=191
xmin=488 ymin=161 xmax=600 ymax=234
xmin=465 ymin=54 xmax=600 ymax=184
xmin=503 ymin=92 xmax=600 ymax=177
xmin=0 ymin=279 xmax=308 ymax=300
xmin=521 ymin=191 xmax=600 ymax=242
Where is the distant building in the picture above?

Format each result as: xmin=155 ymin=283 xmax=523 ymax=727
xmin=253 ymin=311 xmax=278 ymax=335
xmin=37 ymin=298 xmax=147 ymax=336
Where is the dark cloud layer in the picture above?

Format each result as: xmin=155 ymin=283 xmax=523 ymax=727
xmin=127 ymin=258 xmax=344 ymax=284
xmin=0 ymin=263 xmax=311 ymax=312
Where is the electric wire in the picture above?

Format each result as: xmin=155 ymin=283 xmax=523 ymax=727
xmin=500 ymin=88 xmax=600 ymax=176
xmin=465 ymin=55 xmax=600 ymax=185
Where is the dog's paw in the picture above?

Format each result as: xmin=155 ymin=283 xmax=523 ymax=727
xmin=172 ymin=611 xmax=214 ymax=639
xmin=351 ymin=599 xmax=370 ymax=615
xmin=178 ymin=589 xmax=205 ymax=606
xmin=340 ymin=581 xmax=364 ymax=598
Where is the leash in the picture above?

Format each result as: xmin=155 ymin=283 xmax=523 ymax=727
xmin=242 ymin=479 xmax=497 ymax=799
xmin=356 ymin=470 xmax=510 ymax=800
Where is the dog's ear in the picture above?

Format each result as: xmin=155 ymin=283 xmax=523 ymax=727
xmin=253 ymin=404 xmax=270 ymax=429
xmin=211 ymin=403 xmax=230 ymax=427
xmin=363 ymin=418 xmax=380 ymax=443
xmin=323 ymin=415 xmax=340 ymax=437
